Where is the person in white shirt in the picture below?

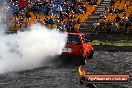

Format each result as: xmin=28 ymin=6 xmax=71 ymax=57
xmin=56 ymin=5 xmax=62 ymax=14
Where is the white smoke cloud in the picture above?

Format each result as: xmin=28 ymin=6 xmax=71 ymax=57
xmin=0 ymin=24 xmax=67 ymax=74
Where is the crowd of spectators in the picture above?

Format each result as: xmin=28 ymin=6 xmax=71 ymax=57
xmin=7 ymin=0 xmax=131 ymax=34
xmin=96 ymin=0 xmax=132 ymax=34
xmin=96 ymin=13 xmax=132 ymax=34
xmin=7 ymin=0 xmax=98 ymax=32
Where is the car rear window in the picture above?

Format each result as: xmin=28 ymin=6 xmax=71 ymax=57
xmin=67 ymin=34 xmax=81 ymax=44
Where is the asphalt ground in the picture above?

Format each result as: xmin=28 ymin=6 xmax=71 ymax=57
xmin=0 ymin=51 xmax=131 ymax=88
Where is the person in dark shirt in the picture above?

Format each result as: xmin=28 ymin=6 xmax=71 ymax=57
xmin=32 ymin=6 xmax=37 ymax=15
xmin=125 ymin=20 xmax=131 ymax=32
xmin=106 ymin=20 xmax=112 ymax=33
xmin=128 ymin=13 xmax=132 ymax=22
xmin=100 ymin=20 xmax=105 ymax=27
xmin=115 ymin=14 xmax=121 ymax=22
xmin=114 ymin=8 xmax=119 ymax=14
xmin=105 ymin=20 xmax=112 ymax=33
xmin=25 ymin=12 xmax=31 ymax=19
xmin=112 ymin=22 xmax=118 ymax=33
xmin=77 ymin=17 xmax=81 ymax=27
xmin=19 ymin=16 xmax=23 ymax=24
xmin=99 ymin=20 xmax=106 ymax=33
xmin=48 ymin=16 xmax=55 ymax=29
xmin=109 ymin=7 xmax=113 ymax=14
xmin=119 ymin=20 xmax=125 ymax=32
xmin=44 ymin=17 xmax=48 ymax=27
xmin=70 ymin=19 xmax=76 ymax=32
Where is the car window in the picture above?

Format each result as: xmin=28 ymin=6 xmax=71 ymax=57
xmin=67 ymin=34 xmax=81 ymax=44
xmin=82 ymin=35 xmax=89 ymax=43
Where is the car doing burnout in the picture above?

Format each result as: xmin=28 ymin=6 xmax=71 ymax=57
xmin=62 ymin=32 xmax=94 ymax=65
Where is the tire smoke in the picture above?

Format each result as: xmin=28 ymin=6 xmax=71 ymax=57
xmin=0 ymin=24 xmax=67 ymax=74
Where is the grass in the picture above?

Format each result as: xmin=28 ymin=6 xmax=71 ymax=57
xmin=92 ymin=40 xmax=132 ymax=46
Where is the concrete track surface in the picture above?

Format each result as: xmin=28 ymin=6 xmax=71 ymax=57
xmin=0 ymin=51 xmax=131 ymax=88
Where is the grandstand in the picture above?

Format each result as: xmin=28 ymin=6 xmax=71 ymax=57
xmin=6 ymin=0 xmax=132 ymax=34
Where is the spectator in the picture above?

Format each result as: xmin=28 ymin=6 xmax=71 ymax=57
xmin=119 ymin=20 xmax=125 ymax=32
xmin=62 ymin=21 xmax=67 ymax=32
xmin=114 ymin=8 xmax=119 ymax=14
xmin=99 ymin=20 xmax=105 ymax=30
xmin=38 ymin=6 xmax=43 ymax=14
xmin=38 ymin=18 xmax=43 ymax=23
xmin=70 ymin=19 xmax=76 ymax=32
xmin=56 ymin=20 xmax=62 ymax=31
xmin=15 ymin=17 xmax=19 ymax=28
xmin=77 ymin=17 xmax=81 ymax=27
xmin=122 ymin=15 xmax=128 ymax=22
xmin=19 ymin=16 xmax=24 ymax=24
xmin=125 ymin=20 xmax=131 ymax=32
xmin=18 ymin=0 xmax=28 ymax=10
xmin=110 ymin=0 xmax=114 ymax=7
xmin=45 ymin=4 xmax=51 ymax=15
xmin=25 ymin=12 xmax=31 ymax=19
xmin=90 ymin=0 xmax=97 ymax=5
xmin=48 ymin=9 xmax=54 ymax=16
xmin=128 ymin=13 xmax=132 ymax=22
xmin=81 ymin=4 xmax=87 ymax=13
xmin=112 ymin=22 xmax=118 ymax=33
xmin=32 ymin=6 xmax=37 ymax=15
xmin=44 ymin=17 xmax=48 ymax=26
xmin=115 ymin=14 xmax=121 ymax=22
xmin=66 ymin=20 xmax=71 ymax=32
xmin=48 ymin=16 xmax=55 ymax=29
xmin=93 ymin=20 xmax=99 ymax=30
xmin=56 ymin=5 xmax=62 ymax=14
xmin=120 ymin=8 xmax=125 ymax=14
xmin=109 ymin=6 xmax=114 ymax=14
xmin=99 ymin=12 xmax=106 ymax=19
xmin=19 ymin=16 xmax=24 ymax=29
xmin=105 ymin=20 xmax=112 ymax=33
xmin=104 ymin=6 xmax=108 ymax=13
xmin=78 ymin=7 xmax=84 ymax=14
xmin=70 ymin=4 xmax=75 ymax=12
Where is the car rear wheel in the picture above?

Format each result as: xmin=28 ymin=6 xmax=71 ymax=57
xmin=88 ymin=50 xmax=94 ymax=59
xmin=80 ymin=58 xmax=87 ymax=65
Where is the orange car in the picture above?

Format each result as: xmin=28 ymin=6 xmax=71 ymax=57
xmin=62 ymin=32 xmax=94 ymax=65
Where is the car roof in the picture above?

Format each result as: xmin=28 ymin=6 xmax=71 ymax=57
xmin=66 ymin=32 xmax=86 ymax=36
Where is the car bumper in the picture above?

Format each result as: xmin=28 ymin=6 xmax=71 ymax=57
xmin=56 ymin=54 xmax=84 ymax=65
xmin=60 ymin=54 xmax=83 ymax=59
